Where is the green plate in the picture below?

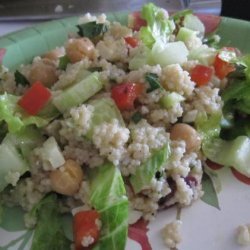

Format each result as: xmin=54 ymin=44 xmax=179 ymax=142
xmin=1 ymin=14 xmax=250 ymax=70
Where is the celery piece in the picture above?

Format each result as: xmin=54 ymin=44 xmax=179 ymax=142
xmin=160 ymin=92 xmax=185 ymax=109
xmin=52 ymin=72 xmax=103 ymax=113
xmin=176 ymin=27 xmax=196 ymax=43
xmin=39 ymin=137 xmax=65 ymax=169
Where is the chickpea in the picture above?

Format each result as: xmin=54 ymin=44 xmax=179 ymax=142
xmin=49 ymin=159 xmax=84 ymax=196
xmin=170 ymin=123 xmax=201 ymax=153
xmin=43 ymin=47 xmax=65 ymax=61
xmin=29 ymin=58 xmax=58 ymax=87
xmin=65 ymin=38 xmax=95 ymax=63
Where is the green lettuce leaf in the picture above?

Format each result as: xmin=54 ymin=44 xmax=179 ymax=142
xmin=139 ymin=3 xmax=175 ymax=48
xmin=130 ymin=144 xmax=170 ymax=194
xmin=203 ymin=136 xmax=250 ymax=178
xmin=31 ymin=194 xmax=71 ymax=250
xmin=86 ymin=97 xmax=125 ymax=139
xmin=0 ymin=126 xmax=44 ymax=191
xmin=195 ymin=112 xmax=221 ymax=145
xmin=0 ymin=93 xmax=51 ymax=133
xmin=89 ymin=163 xmax=128 ymax=250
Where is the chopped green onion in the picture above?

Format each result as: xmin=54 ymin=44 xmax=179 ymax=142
xmin=77 ymin=22 xmax=108 ymax=39
xmin=14 ymin=70 xmax=30 ymax=86
xmin=58 ymin=55 xmax=70 ymax=70
xmin=145 ymin=73 xmax=162 ymax=93
xmin=131 ymin=112 xmax=143 ymax=123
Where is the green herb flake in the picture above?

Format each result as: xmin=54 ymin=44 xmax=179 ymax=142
xmin=14 ymin=70 xmax=30 ymax=86
xmin=77 ymin=21 xmax=108 ymax=39
xmin=58 ymin=55 xmax=70 ymax=70
xmin=131 ymin=112 xmax=143 ymax=123
xmin=201 ymin=171 xmax=220 ymax=210
xmin=145 ymin=72 xmax=162 ymax=93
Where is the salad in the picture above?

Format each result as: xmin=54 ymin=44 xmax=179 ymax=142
xmin=0 ymin=3 xmax=250 ymax=249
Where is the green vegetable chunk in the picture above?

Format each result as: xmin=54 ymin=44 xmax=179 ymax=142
xmin=139 ymin=3 xmax=175 ymax=48
xmin=151 ymin=41 xmax=189 ymax=66
xmin=77 ymin=21 xmax=108 ymax=38
xmin=89 ymin=163 xmax=128 ymax=250
xmin=160 ymin=92 xmax=185 ymax=109
xmin=130 ymin=144 xmax=170 ymax=193
xmin=0 ymin=126 xmax=44 ymax=191
xmin=183 ymin=14 xmax=205 ymax=37
xmin=86 ymin=97 xmax=125 ymax=139
xmin=203 ymin=136 xmax=250 ymax=178
xmin=0 ymin=93 xmax=52 ymax=133
xmin=31 ymin=194 xmax=71 ymax=250
xmin=52 ymin=72 xmax=104 ymax=113
xmin=0 ymin=143 xmax=28 ymax=192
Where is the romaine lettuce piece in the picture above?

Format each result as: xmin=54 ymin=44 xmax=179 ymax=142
xmin=93 ymin=199 xmax=128 ymax=250
xmin=195 ymin=112 xmax=221 ymax=144
xmin=89 ymin=163 xmax=127 ymax=209
xmin=3 ymin=126 xmax=44 ymax=158
xmin=130 ymin=144 xmax=170 ymax=194
xmin=151 ymin=41 xmax=189 ymax=66
xmin=0 ymin=143 xmax=28 ymax=192
xmin=203 ymin=136 xmax=250 ymax=177
xmin=0 ymin=93 xmax=51 ymax=133
xmin=139 ymin=3 xmax=175 ymax=48
xmin=86 ymin=97 xmax=125 ymax=139
xmin=0 ymin=126 xmax=44 ymax=191
xmin=31 ymin=194 xmax=71 ymax=250
xmin=89 ymin=163 xmax=128 ymax=250
xmin=52 ymin=72 xmax=103 ymax=113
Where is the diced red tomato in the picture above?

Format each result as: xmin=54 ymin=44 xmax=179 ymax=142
xmin=128 ymin=11 xmax=147 ymax=31
xmin=111 ymin=82 xmax=144 ymax=110
xmin=213 ymin=53 xmax=235 ymax=80
xmin=0 ymin=48 xmax=6 ymax=64
xmin=73 ymin=210 xmax=100 ymax=250
xmin=206 ymin=159 xmax=224 ymax=171
xmin=124 ymin=37 xmax=139 ymax=48
xmin=18 ymin=81 xmax=51 ymax=115
xmin=190 ymin=64 xmax=213 ymax=86
xmin=231 ymin=167 xmax=250 ymax=185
